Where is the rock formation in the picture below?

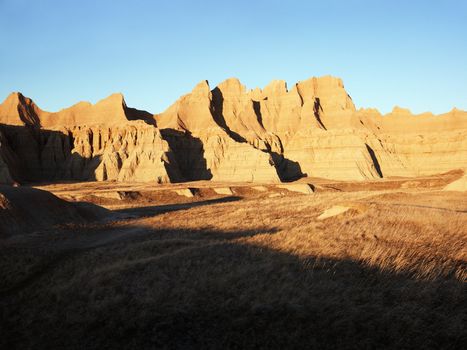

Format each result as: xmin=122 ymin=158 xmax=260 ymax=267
xmin=0 ymin=92 xmax=153 ymax=128
xmin=157 ymin=76 xmax=467 ymax=181
xmin=0 ymin=76 xmax=466 ymax=184
xmin=156 ymin=80 xmax=280 ymax=182
xmin=444 ymin=172 xmax=467 ymax=191
xmin=0 ymin=94 xmax=180 ymax=184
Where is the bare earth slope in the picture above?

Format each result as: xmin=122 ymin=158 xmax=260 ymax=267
xmin=0 ymin=185 xmax=108 ymax=236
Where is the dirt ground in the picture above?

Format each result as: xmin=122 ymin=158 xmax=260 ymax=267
xmin=1 ymin=172 xmax=466 ymax=349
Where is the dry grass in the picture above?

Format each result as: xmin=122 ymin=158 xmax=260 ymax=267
xmin=0 ymin=186 xmax=466 ymax=349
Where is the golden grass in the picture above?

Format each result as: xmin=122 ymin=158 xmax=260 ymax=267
xmin=0 ymin=188 xmax=466 ymax=349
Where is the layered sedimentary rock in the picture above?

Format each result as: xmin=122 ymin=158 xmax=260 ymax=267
xmin=0 ymin=123 xmax=182 ymax=183
xmin=1 ymin=75 xmax=466 ymax=184
xmin=155 ymin=76 xmax=387 ymax=181
xmin=156 ymin=76 xmax=466 ymax=181
xmin=0 ymin=94 xmax=181 ymax=183
xmin=156 ymin=80 xmax=280 ymax=182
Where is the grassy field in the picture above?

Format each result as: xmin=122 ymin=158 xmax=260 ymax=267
xmin=0 ymin=181 xmax=466 ymax=349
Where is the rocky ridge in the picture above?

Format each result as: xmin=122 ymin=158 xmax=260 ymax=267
xmin=0 ymin=76 xmax=466 ymax=184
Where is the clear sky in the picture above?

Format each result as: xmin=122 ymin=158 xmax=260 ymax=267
xmin=1 ymin=0 xmax=466 ymax=114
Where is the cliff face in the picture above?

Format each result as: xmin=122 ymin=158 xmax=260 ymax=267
xmin=0 ymin=122 xmax=182 ymax=184
xmin=156 ymin=76 xmax=467 ymax=181
xmin=0 ymin=76 xmax=466 ymax=184
xmin=155 ymin=80 xmax=280 ymax=183
xmin=0 ymin=94 xmax=181 ymax=184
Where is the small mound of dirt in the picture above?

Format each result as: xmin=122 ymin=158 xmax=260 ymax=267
xmin=0 ymin=186 xmax=109 ymax=236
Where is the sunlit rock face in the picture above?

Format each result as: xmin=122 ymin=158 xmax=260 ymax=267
xmin=1 ymin=75 xmax=466 ymax=184
xmin=0 ymin=94 xmax=180 ymax=183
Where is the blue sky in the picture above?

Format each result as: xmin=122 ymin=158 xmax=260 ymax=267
xmin=1 ymin=0 xmax=466 ymax=114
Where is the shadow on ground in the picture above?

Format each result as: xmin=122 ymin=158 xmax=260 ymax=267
xmin=0 ymin=211 xmax=465 ymax=350
xmin=113 ymin=196 xmax=243 ymax=218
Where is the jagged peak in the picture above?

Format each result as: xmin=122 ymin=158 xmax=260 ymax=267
xmin=248 ymin=87 xmax=263 ymax=100
xmin=5 ymin=91 xmax=23 ymax=101
xmin=263 ymin=80 xmax=288 ymax=97
xmin=97 ymin=92 xmax=125 ymax=105
xmin=321 ymin=75 xmax=344 ymax=87
xmin=191 ymin=80 xmax=211 ymax=97
xmin=0 ymin=92 xmax=42 ymax=127
xmin=2 ymin=91 xmax=35 ymax=106
xmin=296 ymin=75 xmax=345 ymax=91
xmin=52 ymin=93 xmax=126 ymax=115
xmin=216 ymin=77 xmax=246 ymax=95
xmin=292 ymin=75 xmax=354 ymax=112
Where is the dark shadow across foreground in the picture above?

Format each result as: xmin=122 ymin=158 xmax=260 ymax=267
xmin=0 ymin=218 xmax=465 ymax=350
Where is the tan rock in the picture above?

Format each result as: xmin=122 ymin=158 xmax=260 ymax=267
xmin=1 ymin=75 xmax=466 ymax=185
xmin=276 ymin=183 xmax=315 ymax=194
xmin=268 ymin=193 xmax=282 ymax=198
xmin=317 ymin=206 xmax=351 ymax=220
xmin=443 ymin=173 xmax=467 ymax=191
xmin=0 ymin=92 xmax=154 ymax=128
xmin=0 ymin=122 xmax=182 ymax=184
xmin=156 ymin=80 xmax=281 ymax=183
xmin=174 ymin=188 xmax=195 ymax=197
xmin=213 ymin=187 xmax=233 ymax=195
xmin=0 ymin=92 xmax=43 ymax=127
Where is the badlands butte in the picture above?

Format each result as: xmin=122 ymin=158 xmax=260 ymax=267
xmin=1 ymin=75 xmax=466 ymax=186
